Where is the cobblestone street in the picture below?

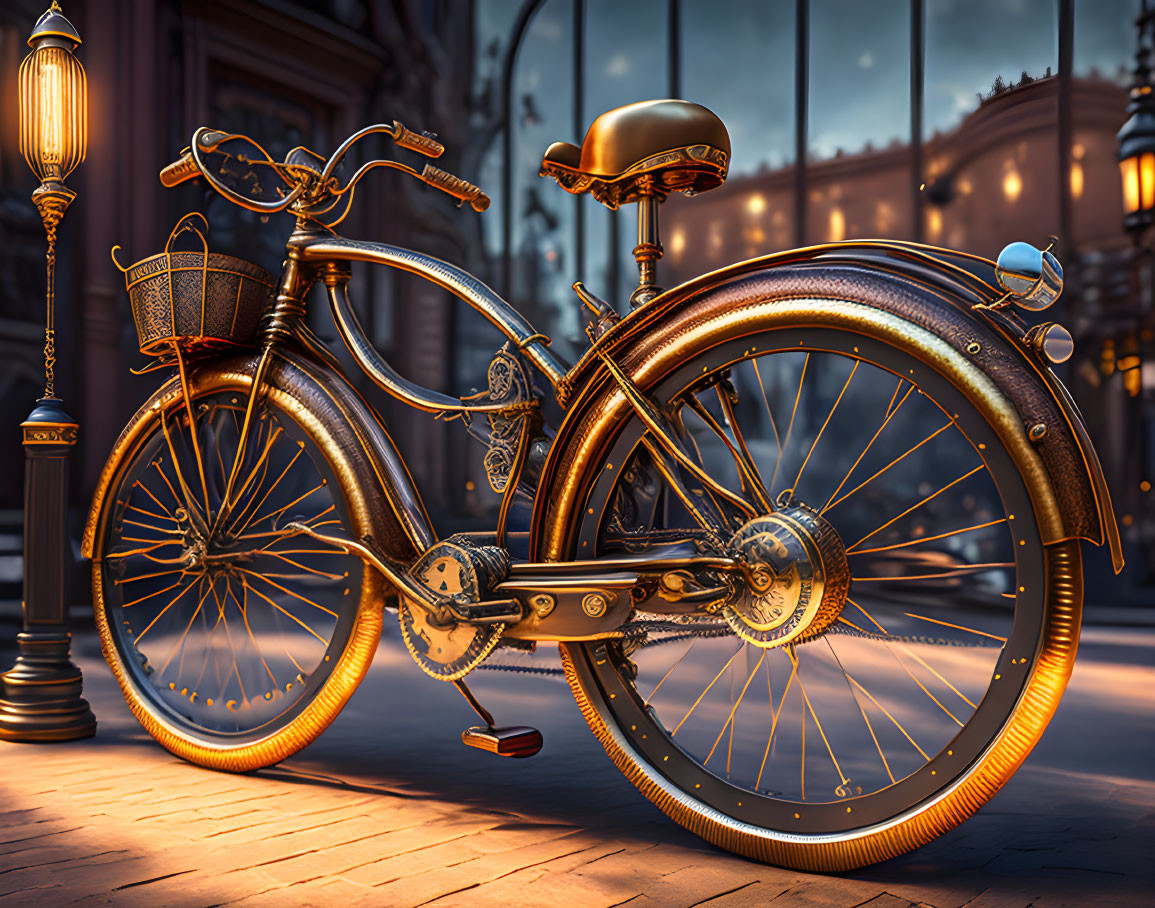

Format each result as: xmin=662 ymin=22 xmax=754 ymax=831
xmin=0 ymin=623 xmax=1151 ymax=907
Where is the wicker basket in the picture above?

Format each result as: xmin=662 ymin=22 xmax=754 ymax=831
xmin=115 ymin=213 xmax=274 ymax=357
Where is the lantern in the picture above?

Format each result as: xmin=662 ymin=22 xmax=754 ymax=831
xmin=1119 ymin=3 xmax=1155 ymax=237
xmin=1117 ymin=94 xmax=1155 ymax=236
xmin=16 ymin=1 xmax=87 ymax=400
xmin=19 ymin=2 xmax=86 ymax=186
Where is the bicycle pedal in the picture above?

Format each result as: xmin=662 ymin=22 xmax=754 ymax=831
xmin=462 ymin=725 xmax=543 ymax=758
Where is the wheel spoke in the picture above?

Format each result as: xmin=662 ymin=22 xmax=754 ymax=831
xmin=770 ymin=352 xmax=808 ymax=491
xmin=644 ymin=637 xmax=697 ymax=705
xmin=239 ymin=569 xmax=339 ymax=618
xmin=887 ymin=646 xmax=964 ymax=727
xmin=847 ymin=597 xmax=888 ymax=634
xmin=902 ymin=612 xmax=1007 ymax=642
xmin=133 ymin=578 xmax=199 ymax=644
xmin=750 ymin=359 xmax=782 ymax=461
xmin=688 ymin=394 xmax=772 ymax=512
xmin=825 ymin=636 xmax=895 ymax=785
xmin=716 ymin=381 xmax=773 ymax=510
xmin=900 ymin=646 xmax=978 ymax=709
xmin=704 ymin=649 xmax=765 ymax=766
xmin=755 ymin=650 xmax=797 ymax=791
xmin=845 ymin=464 xmax=985 ymax=551
xmin=672 ymin=642 xmax=745 ymax=736
xmin=852 ymin=562 xmax=1013 ymax=582
xmin=173 ymin=343 xmax=213 ymax=522
xmin=845 ymin=672 xmax=929 ymax=761
xmin=848 ymin=518 xmax=1007 ymax=556
xmin=792 ymin=360 xmax=857 ymax=494
xmin=241 ymin=575 xmax=329 ymax=646
xmin=226 ymin=444 xmax=305 ymax=538
xmin=824 ymin=420 xmax=953 ymax=513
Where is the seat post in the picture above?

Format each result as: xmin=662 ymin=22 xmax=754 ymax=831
xmin=630 ymin=177 xmax=664 ymax=307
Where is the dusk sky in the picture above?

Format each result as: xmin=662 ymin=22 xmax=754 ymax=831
xmin=473 ymin=0 xmax=1139 ymax=339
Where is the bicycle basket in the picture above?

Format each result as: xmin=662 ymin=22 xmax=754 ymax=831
xmin=114 ymin=213 xmax=274 ymax=357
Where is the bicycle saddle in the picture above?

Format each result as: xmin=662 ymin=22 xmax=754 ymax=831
xmin=539 ymin=99 xmax=730 ymax=210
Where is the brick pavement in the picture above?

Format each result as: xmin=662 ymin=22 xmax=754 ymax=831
xmin=0 ymin=625 xmax=1151 ymax=907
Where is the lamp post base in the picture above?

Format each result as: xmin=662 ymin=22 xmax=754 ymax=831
xmin=0 ymin=398 xmax=96 ymax=742
xmin=0 ymin=630 xmax=95 ymax=742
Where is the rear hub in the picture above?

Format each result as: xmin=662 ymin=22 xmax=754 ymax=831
xmin=723 ymin=503 xmax=850 ymax=648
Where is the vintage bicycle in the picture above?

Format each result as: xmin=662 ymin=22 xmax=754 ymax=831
xmin=84 ymin=99 xmax=1122 ymax=870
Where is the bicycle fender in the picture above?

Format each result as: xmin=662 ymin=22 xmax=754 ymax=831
xmin=83 ymin=349 xmax=435 ymax=568
xmin=537 ymin=241 xmax=1121 ymax=572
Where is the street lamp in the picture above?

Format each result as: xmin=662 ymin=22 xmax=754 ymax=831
xmin=0 ymin=1 xmax=96 ymax=742
xmin=1119 ymin=1 xmax=1155 ymax=239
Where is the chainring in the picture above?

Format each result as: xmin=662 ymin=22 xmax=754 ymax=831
xmin=398 ymin=543 xmax=506 ymax=682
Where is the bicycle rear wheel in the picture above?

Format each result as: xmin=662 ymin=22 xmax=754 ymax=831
xmin=559 ymin=307 xmax=1081 ymax=870
xmin=90 ymin=354 xmax=390 ymax=771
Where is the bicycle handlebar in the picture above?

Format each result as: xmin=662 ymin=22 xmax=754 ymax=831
xmin=159 ymin=150 xmax=198 ymax=188
xmin=420 ymin=165 xmax=491 ymax=212
xmin=393 ymin=123 xmax=445 ymax=158
xmin=158 ymin=120 xmax=486 ymax=222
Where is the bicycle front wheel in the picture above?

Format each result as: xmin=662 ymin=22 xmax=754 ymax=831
xmin=559 ymin=303 xmax=1081 ymax=870
xmin=90 ymin=352 xmax=396 ymax=772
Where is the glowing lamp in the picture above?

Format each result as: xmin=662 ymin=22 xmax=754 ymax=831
xmin=1117 ymin=90 xmax=1155 ymax=236
xmin=16 ymin=1 xmax=86 ymax=400
xmin=19 ymin=2 xmax=86 ymax=186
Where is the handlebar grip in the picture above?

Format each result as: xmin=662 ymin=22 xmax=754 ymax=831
xmin=159 ymin=151 xmax=200 ymax=188
xmin=421 ymin=164 xmax=491 ymax=212
xmin=394 ymin=122 xmax=444 ymax=158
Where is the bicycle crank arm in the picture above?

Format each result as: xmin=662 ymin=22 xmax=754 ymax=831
xmin=285 ymin=523 xmax=522 ymax=626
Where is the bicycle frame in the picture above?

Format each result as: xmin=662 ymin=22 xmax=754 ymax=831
xmin=290 ymin=230 xmax=568 ymax=406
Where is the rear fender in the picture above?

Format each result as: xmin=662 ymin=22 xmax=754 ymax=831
xmin=536 ymin=241 xmax=1121 ymax=571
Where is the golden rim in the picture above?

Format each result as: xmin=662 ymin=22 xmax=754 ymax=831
xmin=89 ymin=363 xmax=384 ymax=772
xmin=560 ymin=539 xmax=1080 ymax=872
xmin=546 ymin=296 xmax=1082 ymax=869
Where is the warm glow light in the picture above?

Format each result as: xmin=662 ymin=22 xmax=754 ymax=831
xmin=1070 ymin=162 xmax=1084 ymax=199
xmin=746 ymin=193 xmax=766 ymax=215
xmin=670 ymin=227 xmax=686 ymax=258
xmin=1121 ymin=156 xmax=1140 ymax=213
xmin=708 ymin=222 xmax=723 ymax=255
xmin=927 ymin=208 xmax=942 ymax=238
xmin=39 ymin=58 xmax=61 ymax=165
xmin=1141 ymin=152 xmax=1155 ymax=210
xmin=829 ymin=207 xmax=845 ymax=242
xmin=1003 ymin=170 xmax=1022 ymax=201
xmin=875 ymin=201 xmax=893 ymax=232
xmin=19 ymin=37 xmax=88 ymax=184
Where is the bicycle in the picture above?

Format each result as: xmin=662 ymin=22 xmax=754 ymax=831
xmin=84 ymin=99 xmax=1122 ymax=871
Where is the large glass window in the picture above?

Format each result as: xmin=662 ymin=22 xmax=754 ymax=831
xmin=807 ymin=0 xmax=910 ymax=244
xmin=1071 ymin=0 xmax=1139 ymax=251
xmin=664 ymin=0 xmax=795 ymax=284
xmin=509 ymin=0 xmax=579 ymax=356
xmin=922 ymin=0 xmax=1058 ymax=255
xmin=582 ymin=0 xmax=670 ymax=310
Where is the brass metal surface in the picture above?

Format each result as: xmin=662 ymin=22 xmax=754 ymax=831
xmin=297 ymin=234 xmax=566 ymax=392
xmin=88 ymin=359 xmax=395 ymax=771
xmin=722 ymin=507 xmax=849 ymax=648
xmin=540 ymin=100 xmax=730 ymax=210
xmin=559 ymin=539 xmax=1081 ymax=871
xmin=544 ymin=245 xmax=1116 ymax=563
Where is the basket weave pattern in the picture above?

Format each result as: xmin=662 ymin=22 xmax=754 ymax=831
xmin=126 ymin=250 xmax=273 ymax=356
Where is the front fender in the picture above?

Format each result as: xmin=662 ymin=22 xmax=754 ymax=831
xmin=536 ymin=240 xmax=1121 ymax=571
xmin=82 ymin=348 xmax=435 ymax=567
